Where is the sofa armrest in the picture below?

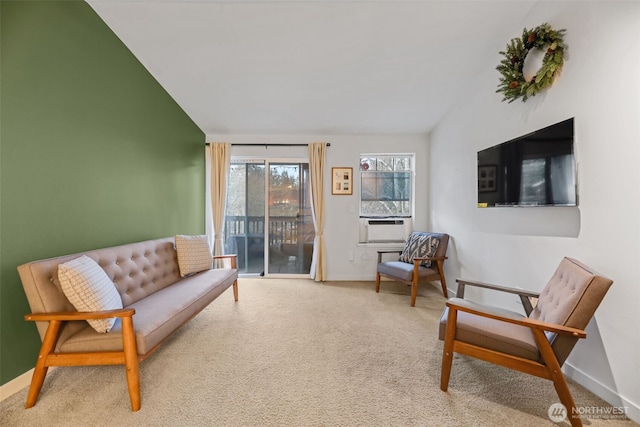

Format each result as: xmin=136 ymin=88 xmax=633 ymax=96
xmin=213 ymin=254 xmax=237 ymax=269
xmin=25 ymin=308 xmax=135 ymax=322
xmin=23 ymin=306 xmax=141 ymax=410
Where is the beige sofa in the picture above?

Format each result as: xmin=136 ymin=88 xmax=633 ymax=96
xmin=17 ymin=237 xmax=238 ymax=411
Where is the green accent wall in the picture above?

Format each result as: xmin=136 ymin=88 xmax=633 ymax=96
xmin=0 ymin=1 xmax=206 ymax=385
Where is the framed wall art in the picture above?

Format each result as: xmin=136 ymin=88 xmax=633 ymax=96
xmin=332 ymin=167 xmax=353 ymax=195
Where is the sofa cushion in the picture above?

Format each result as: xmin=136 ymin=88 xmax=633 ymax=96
xmin=56 ymin=268 xmax=238 ymax=354
xmin=58 ymin=255 xmax=123 ymax=333
xmin=175 ymin=235 xmax=213 ymax=277
xmin=399 ymin=232 xmax=439 ymax=267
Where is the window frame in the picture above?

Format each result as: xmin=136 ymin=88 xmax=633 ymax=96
xmin=358 ymin=153 xmax=415 ymax=218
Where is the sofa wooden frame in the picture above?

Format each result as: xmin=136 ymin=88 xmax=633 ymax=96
xmin=23 ymin=254 xmax=238 ymax=412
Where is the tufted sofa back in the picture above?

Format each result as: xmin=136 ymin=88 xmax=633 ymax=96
xmin=18 ymin=237 xmax=182 ymax=341
xmin=529 ymin=257 xmax=613 ymax=365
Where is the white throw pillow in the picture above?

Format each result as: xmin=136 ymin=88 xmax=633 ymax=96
xmin=175 ymin=235 xmax=213 ymax=277
xmin=58 ymin=255 xmax=123 ymax=333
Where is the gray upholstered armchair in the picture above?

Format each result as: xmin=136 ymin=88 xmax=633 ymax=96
xmin=375 ymin=231 xmax=449 ymax=306
xmin=439 ymin=257 xmax=613 ymax=427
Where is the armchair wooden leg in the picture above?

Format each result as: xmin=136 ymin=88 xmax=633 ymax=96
xmin=26 ymin=320 xmax=61 ymax=409
xmin=553 ymin=376 xmax=582 ymax=427
xmin=121 ymin=316 xmax=141 ymax=412
xmin=410 ymin=281 xmax=418 ymax=307
xmin=440 ymin=308 xmax=457 ymax=392
xmin=437 ymin=260 xmax=448 ymax=298
xmin=411 ymin=262 xmax=421 ymax=307
xmin=375 ymin=272 xmax=381 ymax=293
xmin=532 ymin=329 xmax=582 ymax=427
xmin=440 ymin=282 xmax=448 ymax=299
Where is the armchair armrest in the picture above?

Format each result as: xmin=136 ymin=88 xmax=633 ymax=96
xmin=377 ymin=250 xmax=402 ymax=263
xmin=523 ymin=318 xmax=586 ymax=338
xmin=414 ymin=255 xmax=448 ymax=262
xmin=25 ymin=308 xmax=136 ymax=322
xmin=455 ymin=279 xmax=540 ymax=297
xmin=446 ymin=298 xmax=586 ymax=338
xmin=455 ymin=278 xmax=540 ymax=316
xmin=413 ymin=256 xmax=448 ymax=276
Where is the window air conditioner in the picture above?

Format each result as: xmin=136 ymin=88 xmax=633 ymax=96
xmin=363 ymin=218 xmax=409 ymax=243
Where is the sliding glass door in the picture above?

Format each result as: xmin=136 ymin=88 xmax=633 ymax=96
xmin=225 ymin=160 xmax=313 ymax=276
xmin=267 ymin=162 xmax=313 ymax=275
xmin=225 ymin=162 xmax=265 ymax=274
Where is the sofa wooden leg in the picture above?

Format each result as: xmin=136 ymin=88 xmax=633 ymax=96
xmin=26 ymin=320 xmax=61 ymax=408
xmin=375 ymin=273 xmax=381 ymax=293
xmin=232 ymin=279 xmax=239 ymax=302
xmin=26 ymin=366 xmax=48 ymax=409
xmin=121 ymin=316 xmax=141 ymax=411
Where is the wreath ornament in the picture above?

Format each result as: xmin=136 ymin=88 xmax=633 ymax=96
xmin=496 ymin=23 xmax=567 ymax=103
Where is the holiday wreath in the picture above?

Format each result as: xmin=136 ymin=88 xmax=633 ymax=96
xmin=496 ymin=23 xmax=566 ymax=103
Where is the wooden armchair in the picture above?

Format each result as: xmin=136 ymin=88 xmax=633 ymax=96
xmin=375 ymin=232 xmax=449 ymax=306
xmin=439 ymin=257 xmax=613 ymax=427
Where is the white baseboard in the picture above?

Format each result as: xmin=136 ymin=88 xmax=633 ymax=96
xmin=564 ymin=362 xmax=640 ymax=424
xmin=0 ymin=368 xmax=34 ymax=403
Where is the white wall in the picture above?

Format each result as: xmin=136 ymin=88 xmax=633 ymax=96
xmin=429 ymin=1 xmax=639 ymax=422
xmin=206 ymin=133 xmax=429 ymax=280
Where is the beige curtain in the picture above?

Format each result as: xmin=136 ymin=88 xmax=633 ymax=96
xmin=209 ymin=142 xmax=231 ymax=258
xmin=308 ymin=142 xmax=327 ymax=281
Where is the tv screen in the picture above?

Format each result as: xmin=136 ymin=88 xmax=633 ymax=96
xmin=478 ymin=118 xmax=576 ymax=207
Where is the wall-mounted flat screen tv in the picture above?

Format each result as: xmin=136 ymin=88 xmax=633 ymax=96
xmin=477 ymin=118 xmax=576 ymax=207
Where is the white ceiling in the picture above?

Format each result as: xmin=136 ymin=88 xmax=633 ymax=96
xmin=87 ymin=0 xmax=536 ymax=135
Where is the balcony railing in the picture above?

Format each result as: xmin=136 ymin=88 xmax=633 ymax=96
xmin=224 ymin=215 xmax=314 ymax=273
xmin=225 ymin=215 xmax=310 ymax=246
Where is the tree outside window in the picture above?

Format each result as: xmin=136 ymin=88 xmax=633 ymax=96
xmin=360 ymin=154 xmax=413 ymax=217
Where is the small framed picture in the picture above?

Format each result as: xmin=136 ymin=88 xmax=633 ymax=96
xmin=478 ymin=165 xmax=497 ymax=192
xmin=332 ymin=167 xmax=353 ymax=195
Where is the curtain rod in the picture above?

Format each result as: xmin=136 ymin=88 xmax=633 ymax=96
xmin=205 ymin=143 xmax=330 ymax=147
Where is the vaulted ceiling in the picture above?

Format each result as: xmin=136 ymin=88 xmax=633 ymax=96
xmin=88 ymin=0 xmax=536 ymax=135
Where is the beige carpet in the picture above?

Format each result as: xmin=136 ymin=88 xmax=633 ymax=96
xmin=1 ymin=278 xmax=635 ymax=427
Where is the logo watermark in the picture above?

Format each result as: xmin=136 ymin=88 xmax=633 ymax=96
xmin=548 ymin=403 xmax=567 ymax=423
xmin=548 ymin=403 xmax=629 ymax=422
